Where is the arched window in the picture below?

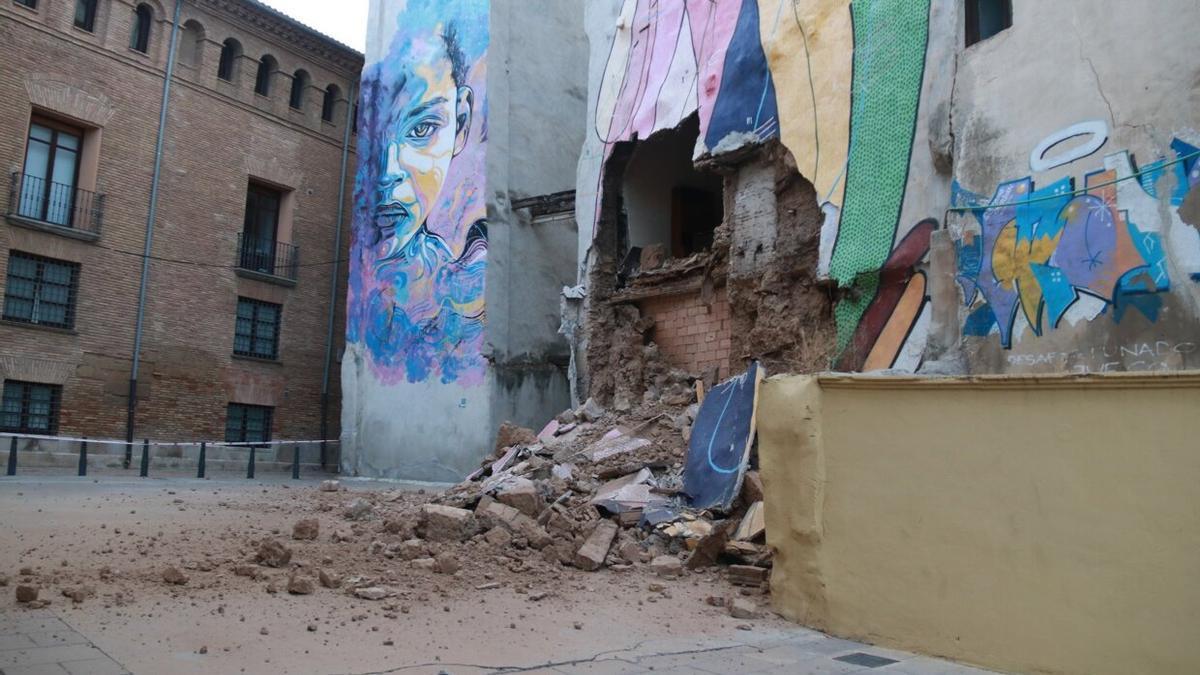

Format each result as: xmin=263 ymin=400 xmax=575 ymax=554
xmin=321 ymin=84 xmax=341 ymax=123
xmin=289 ymin=69 xmax=309 ymax=110
xmin=74 ymin=0 xmax=98 ymax=32
xmin=180 ymin=20 xmax=205 ymax=68
xmin=255 ymin=55 xmax=277 ymax=96
xmin=130 ymin=4 xmax=152 ymax=53
xmin=218 ymin=39 xmax=242 ymax=81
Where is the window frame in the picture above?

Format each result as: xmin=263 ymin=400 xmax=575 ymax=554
xmin=3 ymin=251 xmax=81 ymax=330
xmin=14 ymin=0 xmax=38 ymax=9
xmin=225 ymin=403 xmax=273 ymax=445
xmin=233 ymin=297 xmax=282 ymax=360
xmin=289 ymin=70 xmax=309 ymax=110
xmin=255 ymin=55 xmax=276 ymax=96
xmin=1 ymin=380 xmax=62 ymax=436
xmin=217 ymin=39 xmax=243 ymax=82
xmin=130 ymin=3 xmax=152 ymax=54
xmin=321 ymin=85 xmax=340 ymax=123
xmin=74 ymin=0 xmax=98 ymax=32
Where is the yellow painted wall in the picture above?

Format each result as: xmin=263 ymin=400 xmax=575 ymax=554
xmin=757 ymin=0 xmax=852 ymax=206
xmin=759 ymin=373 xmax=1200 ymax=675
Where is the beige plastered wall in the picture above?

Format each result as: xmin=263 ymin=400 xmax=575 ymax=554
xmin=759 ymin=373 xmax=1200 ymax=675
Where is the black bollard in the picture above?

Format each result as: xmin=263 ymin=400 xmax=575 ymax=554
xmin=139 ymin=439 xmax=150 ymax=477
xmin=291 ymin=444 xmax=300 ymax=480
xmin=247 ymin=445 xmax=256 ymax=479
xmin=197 ymin=442 xmax=206 ymax=479
xmin=78 ymin=437 xmax=88 ymax=477
xmin=6 ymin=436 xmax=16 ymax=476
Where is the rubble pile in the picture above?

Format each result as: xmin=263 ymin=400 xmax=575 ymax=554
xmin=432 ymin=395 xmax=773 ymax=585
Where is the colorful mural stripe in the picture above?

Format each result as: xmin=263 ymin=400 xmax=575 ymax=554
xmin=828 ymin=0 xmax=931 ymax=348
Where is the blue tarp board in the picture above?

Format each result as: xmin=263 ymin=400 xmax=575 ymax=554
xmin=682 ymin=362 xmax=764 ymax=511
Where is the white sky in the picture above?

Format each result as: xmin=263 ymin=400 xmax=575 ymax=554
xmin=258 ymin=0 xmax=370 ymax=52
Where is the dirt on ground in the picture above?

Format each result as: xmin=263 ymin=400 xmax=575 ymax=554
xmin=1 ymin=397 xmax=779 ymax=673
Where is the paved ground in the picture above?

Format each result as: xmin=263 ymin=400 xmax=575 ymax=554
xmin=0 ymin=476 xmax=1000 ymax=675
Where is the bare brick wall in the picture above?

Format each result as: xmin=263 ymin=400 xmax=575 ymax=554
xmin=637 ymin=286 xmax=733 ymax=381
xmin=0 ymin=0 xmax=360 ymax=443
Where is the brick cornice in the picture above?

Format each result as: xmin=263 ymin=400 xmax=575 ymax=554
xmin=195 ymin=0 xmax=364 ymax=77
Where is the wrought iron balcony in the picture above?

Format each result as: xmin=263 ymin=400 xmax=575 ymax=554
xmin=236 ymin=233 xmax=299 ymax=282
xmin=7 ymin=172 xmax=103 ymax=236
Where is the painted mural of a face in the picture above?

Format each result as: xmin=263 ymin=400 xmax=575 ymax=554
xmin=348 ymin=0 xmax=489 ymax=386
xmin=370 ymin=29 xmax=474 ymax=249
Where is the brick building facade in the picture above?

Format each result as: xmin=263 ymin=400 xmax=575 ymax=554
xmin=0 ymin=0 xmax=361 ymax=450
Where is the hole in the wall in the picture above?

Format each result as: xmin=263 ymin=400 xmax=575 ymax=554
xmin=620 ymin=113 xmax=724 ymax=262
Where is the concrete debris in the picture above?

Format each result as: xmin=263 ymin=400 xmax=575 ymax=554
xmin=396 ymin=539 xmax=428 ymax=561
xmin=728 ymin=565 xmax=770 ymax=587
xmin=419 ymin=504 xmax=475 ymax=542
xmin=729 ymin=598 xmax=760 ymax=620
xmin=433 ymin=552 xmax=460 ymax=575
xmin=162 ymin=567 xmax=189 ymax=585
xmin=318 ymin=569 xmax=342 ymax=589
xmin=292 ymin=518 xmax=320 ymax=541
xmin=733 ymin=502 xmax=765 ymax=542
xmin=319 ymin=480 xmax=341 ymax=492
xmin=256 ymin=539 xmax=293 ymax=568
xmin=354 ymin=587 xmax=389 ymax=601
xmin=574 ymin=520 xmax=618 ymax=571
xmin=537 ymin=419 xmax=561 ymax=443
xmin=15 ymin=585 xmax=38 ymax=603
xmin=740 ymin=471 xmax=764 ymax=505
xmin=495 ymin=477 xmax=542 ymax=517
xmin=494 ymin=421 xmax=538 ymax=453
xmin=61 ymin=586 xmax=95 ymax=604
xmin=650 ymin=556 xmax=683 ymax=578
xmin=585 ymin=429 xmax=652 ymax=463
xmin=287 ymin=575 xmax=316 ymax=595
xmin=343 ymin=499 xmax=375 ymax=521
xmin=578 ymin=397 xmax=606 ymax=423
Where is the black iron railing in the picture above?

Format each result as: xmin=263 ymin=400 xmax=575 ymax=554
xmin=7 ymin=172 xmax=104 ymax=235
xmin=236 ymin=233 xmax=299 ymax=281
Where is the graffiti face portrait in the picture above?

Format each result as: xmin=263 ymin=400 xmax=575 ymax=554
xmin=370 ymin=32 xmax=474 ymax=250
xmin=348 ymin=0 xmax=489 ymax=387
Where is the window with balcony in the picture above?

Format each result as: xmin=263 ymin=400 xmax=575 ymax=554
xmin=74 ymin=0 xmax=97 ymax=31
xmin=234 ymin=297 xmax=281 ymax=360
xmin=237 ymin=182 xmax=296 ymax=281
xmin=3 ymin=251 xmax=80 ymax=330
xmin=10 ymin=117 xmax=103 ymax=236
xmin=1 ymin=380 xmax=61 ymax=435
xmin=225 ymin=403 xmax=272 ymax=444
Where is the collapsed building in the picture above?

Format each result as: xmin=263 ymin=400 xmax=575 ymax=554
xmin=570 ymin=0 xmax=1200 ymax=405
xmin=342 ymin=0 xmax=1200 ymax=480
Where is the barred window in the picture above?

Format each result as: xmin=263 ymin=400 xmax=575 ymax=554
xmin=234 ymin=297 xmax=281 ymax=360
xmin=3 ymin=251 xmax=80 ymax=329
xmin=1 ymin=380 xmax=61 ymax=435
xmin=225 ymin=403 xmax=272 ymax=444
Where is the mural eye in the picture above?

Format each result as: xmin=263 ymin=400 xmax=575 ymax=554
xmin=409 ymin=121 xmax=439 ymax=139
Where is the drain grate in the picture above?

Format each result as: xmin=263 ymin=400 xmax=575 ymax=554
xmin=834 ymin=652 xmax=900 ymax=668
